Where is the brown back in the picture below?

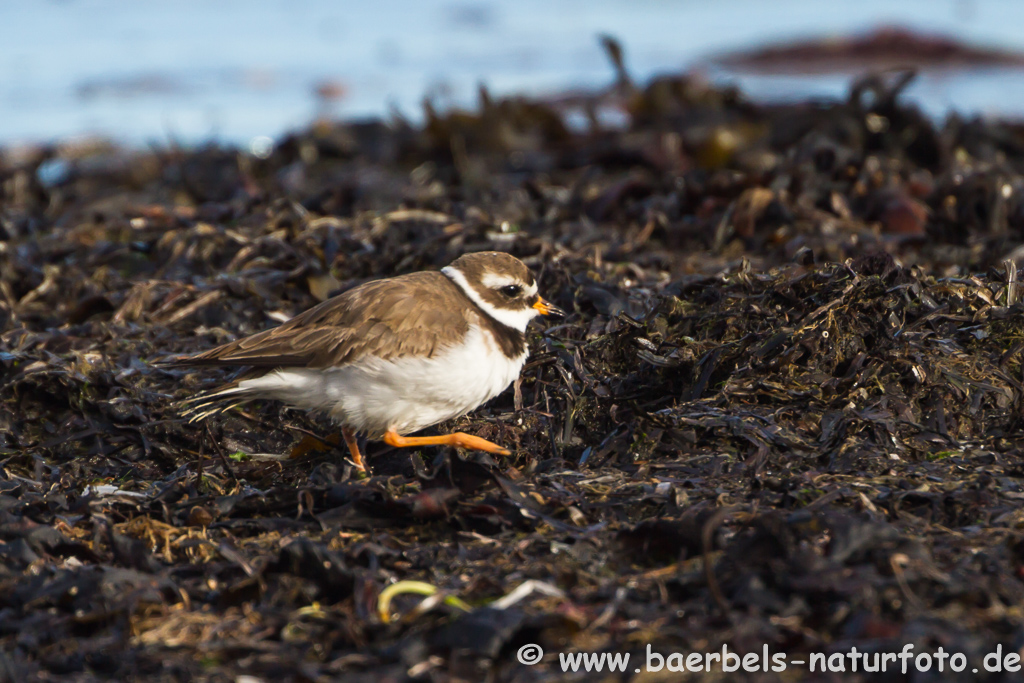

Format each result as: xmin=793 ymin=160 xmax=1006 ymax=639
xmin=182 ymin=271 xmax=475 ymax=368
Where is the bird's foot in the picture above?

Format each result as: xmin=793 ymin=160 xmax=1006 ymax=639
xmin=383 ymin=429 xmax=510 ymax=456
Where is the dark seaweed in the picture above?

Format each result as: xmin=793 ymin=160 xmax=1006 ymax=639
xmin=4 ymin=48 xmax=1024 ymax=682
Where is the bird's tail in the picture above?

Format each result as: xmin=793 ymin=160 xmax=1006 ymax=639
xmin=176 ymin=382 xmax=254 ymax=422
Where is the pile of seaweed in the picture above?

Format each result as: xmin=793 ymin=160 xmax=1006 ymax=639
xmin=4 ymin=48 xmax=1024 ymax=681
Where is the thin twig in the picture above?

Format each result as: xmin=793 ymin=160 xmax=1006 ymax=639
xmin=702 ymin=506 xmax=737 ymax=617
xmin=204 ymin=422 xmax=239 ymax=488
xmin=1004 ymin=259 xmax=1018 ymax=306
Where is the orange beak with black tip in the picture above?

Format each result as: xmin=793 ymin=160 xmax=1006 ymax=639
xmin=532 ymin=296 xmax=566 ymax=317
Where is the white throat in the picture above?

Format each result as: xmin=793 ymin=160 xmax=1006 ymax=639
xmin=442 ymin=265 xmax=538 ymax=332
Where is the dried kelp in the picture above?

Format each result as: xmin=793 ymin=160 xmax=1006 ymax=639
xmin=3 ymin=44 xmax=1024 ymax=682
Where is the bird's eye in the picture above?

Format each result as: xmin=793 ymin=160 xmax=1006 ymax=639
xmin=499 ymin=284 xmax=522 ymax=297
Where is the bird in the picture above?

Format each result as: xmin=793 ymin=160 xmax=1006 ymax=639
xmin=173 ymin=251 xmax=564 ymax=471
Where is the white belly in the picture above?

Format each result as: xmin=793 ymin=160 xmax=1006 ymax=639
xmin=235 ymin=324 xmax=527 ymax=437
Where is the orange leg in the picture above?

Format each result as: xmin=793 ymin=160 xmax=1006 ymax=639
xmin=383 ymin=429 xmax=510 ymax=456
xmin=342 ymin=427 xmax=367 ymax=471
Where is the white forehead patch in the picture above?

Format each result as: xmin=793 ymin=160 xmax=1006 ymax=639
xmin=443 ymin=266 xmax=539 ymax=331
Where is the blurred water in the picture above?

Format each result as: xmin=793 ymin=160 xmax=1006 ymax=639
xmin=3 ymin=0 xmax=1024 ymax=148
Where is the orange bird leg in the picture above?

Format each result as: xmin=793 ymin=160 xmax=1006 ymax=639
xmin=342 ymin=427 xmax=367 ymax=471
xmin=383 ymin=429 xmax=511 ymax=456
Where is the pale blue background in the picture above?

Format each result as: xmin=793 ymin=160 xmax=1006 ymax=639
xmin=2 ymin=0 xmax=1022 ymax=147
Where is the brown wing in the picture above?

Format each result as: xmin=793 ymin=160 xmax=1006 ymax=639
xmin=177 ymin=271 xmax=472 ymax=369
